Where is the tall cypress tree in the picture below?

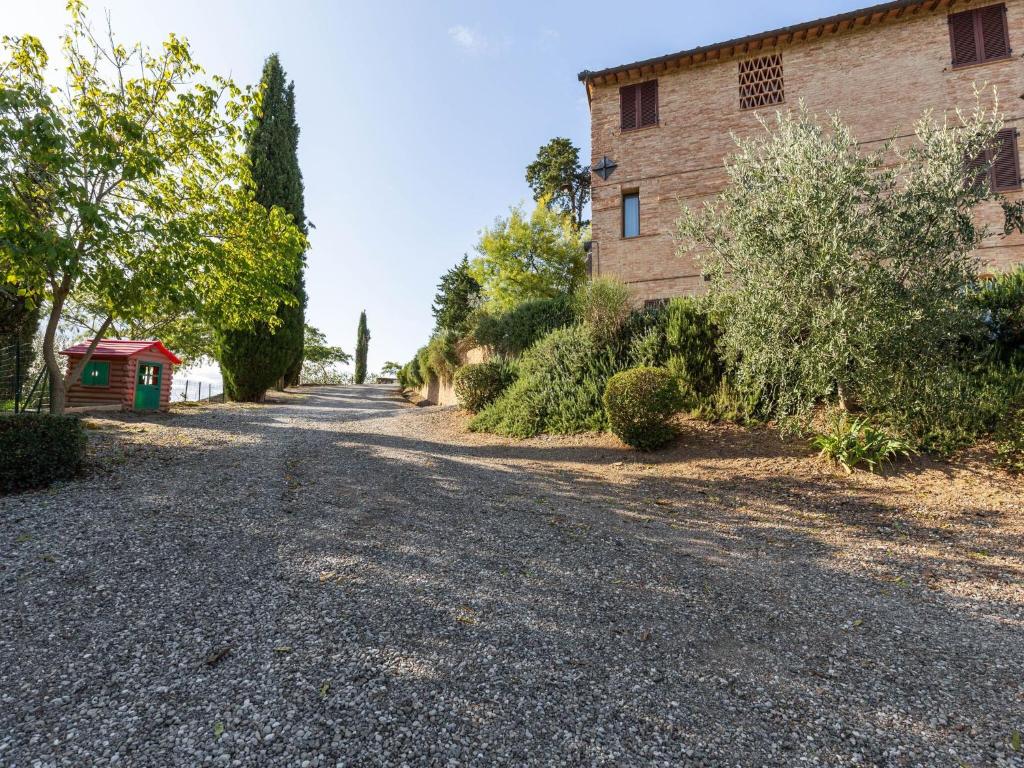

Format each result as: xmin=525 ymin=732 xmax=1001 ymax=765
xmin=216 ymin=54 xmax=307 ymax=401
xmin=354 ymin=310 xmax=370 ymax=385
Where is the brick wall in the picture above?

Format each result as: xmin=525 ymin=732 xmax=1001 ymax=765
xmin=587 ymin=0 xmax=1024 ymax=304
xmin=415 ymin=345 xmax=490 ymax=407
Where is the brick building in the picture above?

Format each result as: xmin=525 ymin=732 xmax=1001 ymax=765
xmin=579 ymin=0 xmax=1024 ymax=304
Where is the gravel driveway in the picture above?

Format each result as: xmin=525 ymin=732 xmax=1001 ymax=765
xmin=2 ymin=384 xmax=1022 ymax=767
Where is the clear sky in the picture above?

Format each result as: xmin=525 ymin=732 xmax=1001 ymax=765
xmin=6 ymin=0 xmax=865 ymax=375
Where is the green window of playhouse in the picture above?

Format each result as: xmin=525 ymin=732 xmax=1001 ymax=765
xmin=82 ymin=361 xmax=110 ymax=387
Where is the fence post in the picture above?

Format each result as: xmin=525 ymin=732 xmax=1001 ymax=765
xmin=184 ymin=380 xmax=189 ymax=401
xmin=14 ymin=341 xmax=20 ymax=413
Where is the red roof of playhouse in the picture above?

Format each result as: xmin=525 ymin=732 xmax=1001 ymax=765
xmin=60 ymin=339 xmax=182 ymax=365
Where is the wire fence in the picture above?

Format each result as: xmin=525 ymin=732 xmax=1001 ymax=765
xmin=0 ymin=340 xmax=49 ymax=414
xmin=175 ymin=379 xmax=226 ymax=404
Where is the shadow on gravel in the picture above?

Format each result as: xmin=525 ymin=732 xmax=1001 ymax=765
xmin=3 ymin=384 xmax=1020 ymax=765
xmin=271 ymin=414 xmax=1022 ymax=765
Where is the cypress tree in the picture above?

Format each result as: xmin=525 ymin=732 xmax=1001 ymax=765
xmin=215 ymin=54 xmax=307 ymax=401
xmin=354 ymin=311 xmax=370 ymax=384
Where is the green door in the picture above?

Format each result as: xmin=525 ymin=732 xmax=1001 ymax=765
xmin=134 ymin=362 xmax=162 ymax=410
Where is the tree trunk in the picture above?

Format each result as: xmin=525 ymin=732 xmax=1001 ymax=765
xmin=62 ymin=314 xmax=113 ymax=391
xmin=43 ymin=282 xmax=69 ymax=415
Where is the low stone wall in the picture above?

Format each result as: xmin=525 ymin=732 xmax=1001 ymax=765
xmin=415 ymin=345 xmax=489 ymax=407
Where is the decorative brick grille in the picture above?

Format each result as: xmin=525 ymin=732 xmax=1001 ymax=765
xmin=738 ymin=53 xmax=784 ymax=110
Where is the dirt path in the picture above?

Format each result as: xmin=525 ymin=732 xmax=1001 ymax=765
xmin=2 ymin=385 xmax=1022 ymax=767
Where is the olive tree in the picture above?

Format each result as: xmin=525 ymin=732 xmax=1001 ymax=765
xmin=677 ymin=98 xmax=1017 ymax=438
xmin=0 ymin=3 xmax=305 ymax=413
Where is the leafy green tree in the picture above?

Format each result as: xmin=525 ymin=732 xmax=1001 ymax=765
xmin=470 ymin=199 xmax=586 ymax=312
xmin=0 ymin=5 xmax=306 ymax=413
xmin=216 ymin=54 xmax=308 ymax=398
xmin=677 ymin=101 xmax=1015 ymax=441
xmin=526 ymin=138 xmax=591 ymax=229
xmin=64 ymin=303 xmax=214 ymax=368
xmin=299 ymin=324 xmax=350 ymax=384
xmin=354 ymin=310 xmax=370 ymax=384
xmin=381 ymin=361 xmax=402 ymax=377
xmin=432 ymin=256 xmax=480 ymax=334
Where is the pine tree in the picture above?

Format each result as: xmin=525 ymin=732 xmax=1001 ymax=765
xmin=432 ymin=256 xmax=481 ymax=335
xmin=354 ymin=310 xmax=370 ymax=385
xmin=215 ymin=54 xmax=307 ymax=401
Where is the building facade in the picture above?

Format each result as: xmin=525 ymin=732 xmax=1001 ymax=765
xmin=579 ymin=0 xmax=1024 ymax=304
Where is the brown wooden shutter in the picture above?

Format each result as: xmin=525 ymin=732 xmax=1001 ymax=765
xmin=966 ymin=149 xmax=989 ymax=191
xmin=949 ymin=9 xmax=980 ymax=66
xmin=979 ymin=4 xmax=1010 ymax=61
xmin=950 ymin=5 xmax=1010 ymax=66
xmin=992 ymin=128 xmax=1021 ymax=191
xmin=639 ymin=80 xmax=658 ymax=127
xmin=620 ymin=84 xmax=638 ymax=130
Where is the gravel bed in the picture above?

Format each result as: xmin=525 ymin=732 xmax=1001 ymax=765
xmin=1 ymin=384 xmax=1022 ymax=767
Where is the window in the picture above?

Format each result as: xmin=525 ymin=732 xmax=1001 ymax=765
xmin=620 ymin=80 xmax=658 ymax=130
xmin=739 ymin=53 xmax=784 ymax=110
xmin=138 ymin=363 xmax=159 ymax=387
xmin=622 ymin=193 xmax=640 ymax=238
xmin=968 ymin=128 xmax=1021 ymax=192
xmin=949 ymin=4 xmax=1010 ymax=67
xmin=81 ymin=360 xmax=109 ymax=387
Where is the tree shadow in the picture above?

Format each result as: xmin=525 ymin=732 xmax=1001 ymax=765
xmin=3 ymin=384 xmax=1021 ymax=765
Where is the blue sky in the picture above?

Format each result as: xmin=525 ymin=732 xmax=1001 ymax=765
xmin=7 ymin=0 xmax=865 ymax=375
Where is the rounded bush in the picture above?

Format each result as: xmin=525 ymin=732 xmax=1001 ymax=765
xmin=453 ymin=361 xmax=516 ymax=413
xmin=603 ymin=367 xmax=683 ymax=450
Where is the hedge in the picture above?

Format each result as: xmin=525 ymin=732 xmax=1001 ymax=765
xmin=0 ymin=414 xmax=87 ymax=493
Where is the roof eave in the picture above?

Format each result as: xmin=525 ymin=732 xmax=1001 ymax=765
xmin=578 ymin=0 xmax=938 ymax=86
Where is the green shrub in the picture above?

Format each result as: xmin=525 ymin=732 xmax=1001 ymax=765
xmin=573 ymin=277 xmax=632 ymax=343
xmin=871 ymin=360 xmax=1023 ymax=456
xmin=812 ymin=412 xmax=913 ymax=473
xmin=663 ymin=297 xmax=725 ymax=408
xmin=627 ymin=323 xmax=666 ymax=367
xmin=453 ymin=361 xmax=517 ymax=413
xmin=425 ymin=330 xmax=461 ymax=380
xmin=994 ymin=403 xmax=1024 ymax=473
xmin=471 ymin=296 xmax=573 ymax=358
xmin=691 ymin=377 xmax=761 ymax=424
xmin=415 ymin=346 xmax=432 ymax=385
xmin=603 ymin=367 xmax=683 ymax=450
xmin=470 ymin=324 xmax=618 ymax=437
xmin=974 ymin=267 xmax=1024 ymax=366
xmin=397 ymin=360 xmax=420 ymax=389
xmin=0 ymin=414 xmax=86 ymax=492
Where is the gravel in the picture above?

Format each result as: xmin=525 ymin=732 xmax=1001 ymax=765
xmin=1 ymin=384 xmax=1022 ymax=767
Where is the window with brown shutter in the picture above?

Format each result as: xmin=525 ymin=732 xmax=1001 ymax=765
xmin=949 ymin=4 xmax=1011 ymax=67
xmin=992 ymin=128 xmax=1021 ymax=191
xmin=739 ymin=53 xmax=784 ymax=110
xmin=620 ymin=80 xmax=658 ymax=131
xmin=968 ymin=128 xmax=1021 ymax=192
